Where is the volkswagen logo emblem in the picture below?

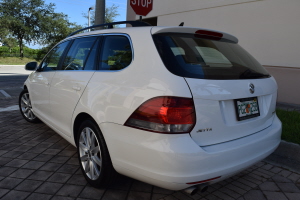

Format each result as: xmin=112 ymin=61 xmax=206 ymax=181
xmin=249 ymin=83 xmax=255 ymax=94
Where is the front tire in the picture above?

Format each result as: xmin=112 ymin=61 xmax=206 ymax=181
xmin=19 ymin=89 xmax=40 ymax=123
xmin=76 ymin=119 xmax=117 ymax=188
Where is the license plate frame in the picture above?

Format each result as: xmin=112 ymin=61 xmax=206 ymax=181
xmin=234 ymin=97 xmax=260 ymax=121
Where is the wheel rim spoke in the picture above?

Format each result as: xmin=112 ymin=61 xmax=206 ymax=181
xmin=90 ymin=146 xmax=100 ymax=154
xmin=79 ymin=142 xmax=89 ymax=152
xmin=92 ymin=155 xmax=102 ymax=167
xmin=92 ymin=159 xmax=100 ymax=177
xmin=28 ymin=110 xmax=33 ymax=119
xmin=90 ymin=160 xmax=95 ymax=179
xmin=80 ymin=154 xmax=88 ymax=162
xmin=82 ymin=130 xmax=88 ymax=145
xmin=84 ymin=159 xmax=90 ymax=173
xmin=22 ymin=97 xmax=28 ymax=106
xmin=23 ymin=108 xmax=29 ymax=117
xmin=86 ymin=128 xmax=92 ymax=147
xmin=24 ymin=94 xmax=28 ymax=101
xmin=28 ymin=97 xmax=32 ymax=107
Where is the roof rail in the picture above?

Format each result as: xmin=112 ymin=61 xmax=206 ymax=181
xmin=67 ymin=21 xmax=151 ymax=37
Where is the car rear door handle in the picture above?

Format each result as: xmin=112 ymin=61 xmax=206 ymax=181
xmin=72 ymin=86 xmax=81 ymax=91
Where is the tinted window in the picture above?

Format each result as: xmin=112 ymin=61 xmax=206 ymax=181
xmin=153 ymin=33 xmax=270 ymax=80
xmin=40 ymin=41 xmax=69 ymax=71
xmin=84 ymin=39 xmax=99 ymax=70
xmin=100 ymin=35 xmax=132 ymax=70
xmin=62 ymin=37 xmax=97 ymax=70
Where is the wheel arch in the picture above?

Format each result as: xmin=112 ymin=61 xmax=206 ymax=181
xmin=73 ymin=112 xmax=98 ymax=146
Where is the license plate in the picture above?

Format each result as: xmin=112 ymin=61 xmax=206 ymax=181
xmin=235 ymin=97 xmax=260 ymax=121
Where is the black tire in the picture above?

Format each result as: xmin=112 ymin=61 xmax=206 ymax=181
xmin=19 ymin=89 xmax=41 ymax=123
xmin=76 ymin=119 xmax=117 ymax=188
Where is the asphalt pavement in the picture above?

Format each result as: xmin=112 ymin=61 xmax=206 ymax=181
xmin=0 ymin=65 xmax=300 ymax=200
xmin=0 ymin=65 xmax=30 ymax=99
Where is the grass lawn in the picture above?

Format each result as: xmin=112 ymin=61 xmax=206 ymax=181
xmin=0 ymin=57 xmax=37 ymax=65
xmin=276 ymin=109 xmax=300 ymax=145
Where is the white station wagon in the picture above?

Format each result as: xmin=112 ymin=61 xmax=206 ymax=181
xmin=19 ymin=21 xmax=282 ymax=195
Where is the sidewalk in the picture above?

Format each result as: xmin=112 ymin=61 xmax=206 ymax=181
xmin=0 ymin=65 xmax=31 ymax=76
xmin=266 ymin=141 xmax=300 ymax=174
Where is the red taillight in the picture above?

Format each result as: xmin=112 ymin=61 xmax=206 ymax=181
xmin=124 ymin=96 xmax=196 ymax=133
xmin=195 ymin=30 xmax=223 ymax=40
xmin=195 ymin=30 xmax=223 ymax=38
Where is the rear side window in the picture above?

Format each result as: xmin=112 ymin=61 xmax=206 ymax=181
xmin=99 ymin=35 xmax=132 ymax=70
xmin=62 ymin=37 xmax=98 ymax=70
xmin=153 ymin=33 xmax=270 ymax=80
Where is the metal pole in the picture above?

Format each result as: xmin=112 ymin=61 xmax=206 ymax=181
xmin=88 ymin=10 xmax=90 ymax=27
xmin=88 ymin=7 xmax=94 ymax=31
xmin=95 ymin=0 xmax=105 ymax=28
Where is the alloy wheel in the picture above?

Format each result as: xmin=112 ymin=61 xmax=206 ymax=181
xmin=20 ymin=92 xmax=36 ymax=121
xmin=79 ymin=127 xmax=102 ymax=180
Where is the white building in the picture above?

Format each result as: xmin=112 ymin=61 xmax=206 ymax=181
xmin=0 ymin=42 xmax=3 ymax=47
xmin=127 ymin=0 xmax=300 ymax=105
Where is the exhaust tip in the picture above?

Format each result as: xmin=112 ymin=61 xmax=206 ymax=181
xmin=184 ymin=186 xmax=198 ymax=195
xmin=198 ymin=184 xmax=208 ymax=193
xmin=184 ymin=183 xmax=209 ymax=195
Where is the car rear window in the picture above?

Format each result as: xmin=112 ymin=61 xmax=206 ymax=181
xmin=153 ymin=33 xmax=270 ymax=80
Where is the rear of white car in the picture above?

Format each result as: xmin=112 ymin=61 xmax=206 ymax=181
xmin=20 ymin=24 xmax=282 ymax=193
xmin=93 ymin=27 xmax=282 ymax=190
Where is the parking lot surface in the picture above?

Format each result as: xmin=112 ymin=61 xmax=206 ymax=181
xmin=1 ymin=100 xmax=300 ymax=200
xmin=0 ymin=67 xmax=300 ymax=200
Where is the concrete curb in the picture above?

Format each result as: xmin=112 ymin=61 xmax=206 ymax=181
xmin=277 ymin=102 xmax=300 ymax=112
xmin=0 ymin=65 xmax=25 ymax=66
xmin=265 ymin=140 xmax=300 ymax=173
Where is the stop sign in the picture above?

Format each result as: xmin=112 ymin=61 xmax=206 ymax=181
xmin=130 ymin=0 xmax=153 ymax=16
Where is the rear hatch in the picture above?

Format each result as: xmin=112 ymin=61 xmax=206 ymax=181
xmin=152 ymin=27 xmax=278 ymax=146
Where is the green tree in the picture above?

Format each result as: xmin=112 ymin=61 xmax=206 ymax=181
xmin=0 ymin=22 xmax=9 ymax=42
xmin=39 ymin=12 xmax=82 ymax=48
xmin=0 ymin=0 xmax=81 ymax=57
xmin=2 ymin=37 xmax=18 ymax=54
xmin=83 ymin=4 xmax=120 ymax=26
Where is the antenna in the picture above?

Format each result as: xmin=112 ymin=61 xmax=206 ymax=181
xmin=179 ymin=22 xmax=184 ymax=26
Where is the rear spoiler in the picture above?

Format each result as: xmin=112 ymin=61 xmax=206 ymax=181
xmin=151 ymin=27 xmax=238 ymax=44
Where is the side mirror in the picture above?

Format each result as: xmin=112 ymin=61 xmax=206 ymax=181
xmin=25 ymin=62 xmax=38 ymax=71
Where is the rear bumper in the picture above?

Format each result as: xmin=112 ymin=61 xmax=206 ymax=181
xmin=100 ymin=115 xmax=282 ymax=190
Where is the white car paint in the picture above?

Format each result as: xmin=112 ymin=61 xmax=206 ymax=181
xmin=186 ymin=77 xmax=278 ymax=146
xmin=49 ymin=71 xmax=95 ymax=137
xmin=28 ymin=71 xmax=56 ymax=120
xmin=23 ymin=26 xmax=282 ymax=191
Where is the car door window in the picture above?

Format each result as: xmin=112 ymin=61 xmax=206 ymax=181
xmin=84 ymin=39 xmax=100 ymax=70
xmin=100 ymin=35 xmax=132 ymax=70
xmin=62 ymin=37 xmax=97 ymax=70
xmin=40 ymin=41 xmax=69 ymax=71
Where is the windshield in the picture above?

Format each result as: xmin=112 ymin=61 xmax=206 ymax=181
xmin=153 ymin=33 xmax=270 ymax=80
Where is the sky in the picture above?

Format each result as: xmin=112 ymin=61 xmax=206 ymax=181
xmin=29 ymin=0 xmax=128 ymax=48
